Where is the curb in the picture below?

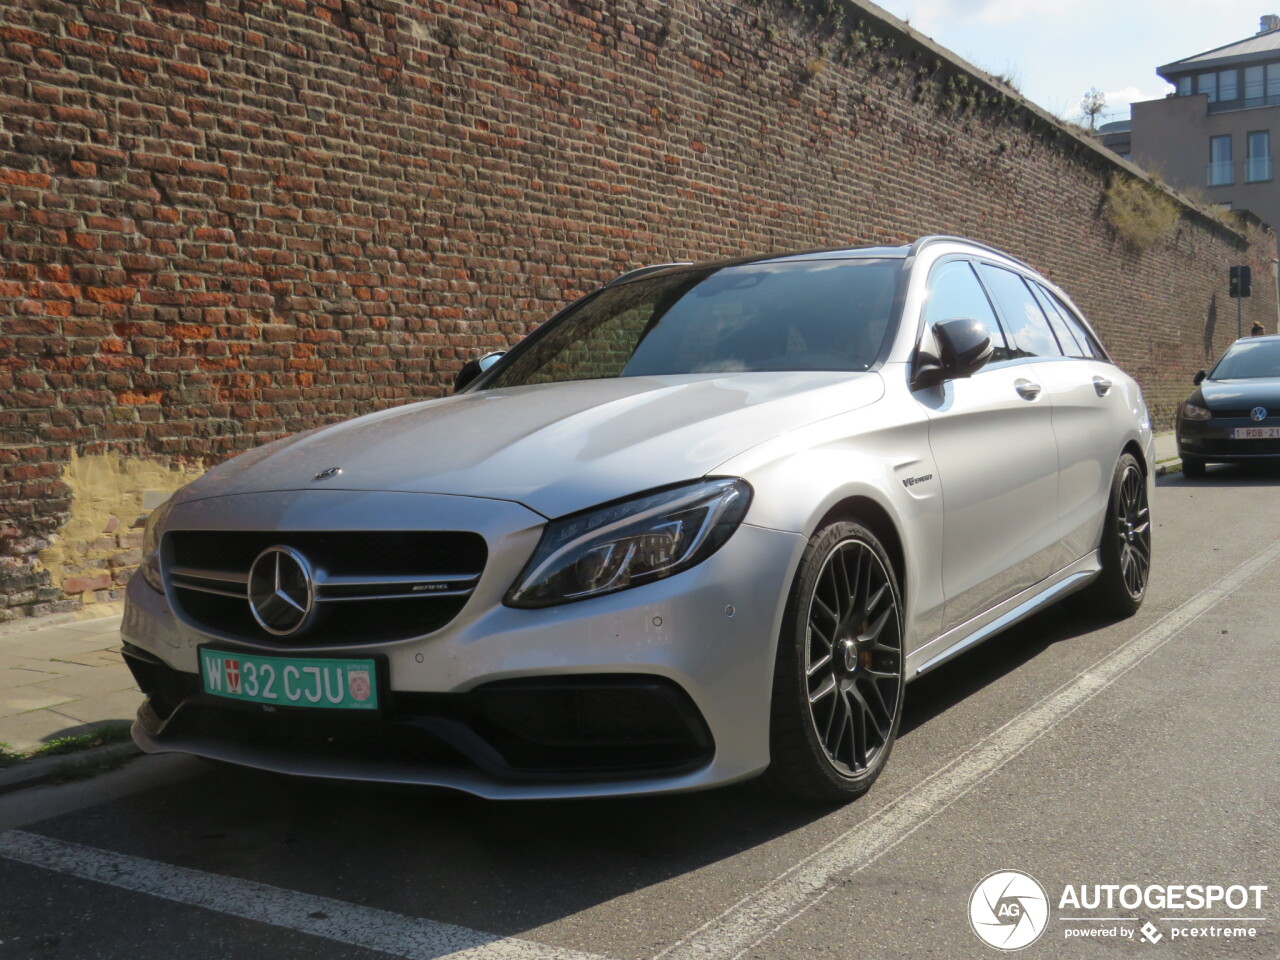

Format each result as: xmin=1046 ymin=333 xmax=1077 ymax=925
xmin=0 ymin=741 xmax=142 ymax=797
xmin=1154 ymin=459 xmax=1182 ymax=477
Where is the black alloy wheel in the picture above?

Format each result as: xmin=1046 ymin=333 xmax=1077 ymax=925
xmin=1083 ymin=452 xmax=1151 ymax=618
xmin=765 ymin=522 xmax=904 ymax=801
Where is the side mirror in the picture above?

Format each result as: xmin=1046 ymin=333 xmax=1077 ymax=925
xmin=454 ymin=352 xmax=506 ymax=393
xmin=1193 ymin=370 xmax=1207 ymax=385
xmin=913 ymin=318 xmax=993 ymax=389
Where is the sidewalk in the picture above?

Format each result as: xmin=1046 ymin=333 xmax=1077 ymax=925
xmin=0 ymin=432 xmax=1183 ymax=759
xmin=0 ymin=612 xmax=135 ymax=755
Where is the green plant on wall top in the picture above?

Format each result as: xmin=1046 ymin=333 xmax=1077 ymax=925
xmin=1104 ymin=175 xmax=1179 ymax=251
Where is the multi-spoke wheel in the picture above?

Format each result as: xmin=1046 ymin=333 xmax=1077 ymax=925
xmin=765 ymin=522 xmax=904 ymax=801
xmin=1083 ymin=453 xmax=1151 ymax=618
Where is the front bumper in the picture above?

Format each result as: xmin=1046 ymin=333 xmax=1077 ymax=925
xmin=1177 ymin=417 xmax=1280 ymax=463
xmin=122 ymin=490 xmax=807 ymax=799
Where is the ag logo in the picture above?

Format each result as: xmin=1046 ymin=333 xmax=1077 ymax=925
xmin=968 ymin=870 xmax=1049 ymax=951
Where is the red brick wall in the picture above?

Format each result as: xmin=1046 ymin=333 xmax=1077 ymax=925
xmin=0 ymin=0 xmax=1275 ymax=618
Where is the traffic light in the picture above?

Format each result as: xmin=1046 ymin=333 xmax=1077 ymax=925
xmin=1230 ymin=265 xmax=1252 ymax=298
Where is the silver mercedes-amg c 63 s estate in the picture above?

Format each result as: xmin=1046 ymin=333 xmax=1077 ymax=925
xmin=123 ymin=236 xmax=1154 ymax=802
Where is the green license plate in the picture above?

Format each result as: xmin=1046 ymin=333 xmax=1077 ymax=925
xmin=199 ymin=649 xmax=379 ymax=710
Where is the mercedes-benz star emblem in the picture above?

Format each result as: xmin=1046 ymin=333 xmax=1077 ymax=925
xmin=247 ymin=546 xmax=316 ymax=636
xmin=1251 ymin=406 xmax=1269 ymax=422
xmin=312 ymin=466 xmax=342 ymax=481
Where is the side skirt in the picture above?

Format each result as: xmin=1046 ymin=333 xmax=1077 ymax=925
xmin=905 ymin=553 xmax=1101 ymax=680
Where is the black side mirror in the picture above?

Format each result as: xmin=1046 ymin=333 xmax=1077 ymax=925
xmin=454 ymin=352 xmax=506 ymax=393
xmin=1193 ymin=370 xmax=1207 ymax=385
xmin=913 ymin=318 xmax=993 ymax=389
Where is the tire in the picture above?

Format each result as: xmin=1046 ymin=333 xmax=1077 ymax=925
xmin=1082 ymin=453 xmax=1151 ymax=619
xmin=1180 ymin=454 xmax=1206 ymax=478
xmin=763 ymin=522 xmax=905 ymax=802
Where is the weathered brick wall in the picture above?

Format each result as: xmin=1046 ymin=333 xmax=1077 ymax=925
xmin=0 ymin=0 xmax=1275 ymax=619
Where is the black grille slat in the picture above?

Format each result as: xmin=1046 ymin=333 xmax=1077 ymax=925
xmin=165 ymin=530 xmax=487 ymax=646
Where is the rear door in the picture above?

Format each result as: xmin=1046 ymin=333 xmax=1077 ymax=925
xmin=915 ymin=259 xmax=1060 ymax=633
xmin=975 ymin=264 xmax=1128 ymax=569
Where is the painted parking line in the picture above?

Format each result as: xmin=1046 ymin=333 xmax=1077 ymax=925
xmin=0 ymin=829 xmax=615 ymax=960
xmin=657 ymin=539 xmax=1280 ymax=960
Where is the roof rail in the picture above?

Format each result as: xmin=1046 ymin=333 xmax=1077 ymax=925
xmin=908 ymin=235 xmax=1035 ymax=273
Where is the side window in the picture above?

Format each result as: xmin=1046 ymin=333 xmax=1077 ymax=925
xmin=1042 ymin=286 xmax=1104 ymax=358
xmin=976 ymin=264 xmax=1064 ymax=359
xmin=1027 ymin=282 xmax=1085 ymax=356
xmin=922 ymin=259 xmax=1013 ymax=363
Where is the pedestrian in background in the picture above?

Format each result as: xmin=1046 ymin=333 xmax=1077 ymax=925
xmin=1251 ymin=321 xmax=1266 ymax=336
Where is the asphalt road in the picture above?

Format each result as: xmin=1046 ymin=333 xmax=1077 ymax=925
xmin=0 ymin=465 xmax=1277 ymax=960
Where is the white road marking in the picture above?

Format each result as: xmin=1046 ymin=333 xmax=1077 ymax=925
xmin=0 ymin=829 xmax=613 ymax=960
xmin=658 ymin=539 xmax=1280 ymax=960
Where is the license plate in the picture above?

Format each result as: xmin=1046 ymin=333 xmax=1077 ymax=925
xmin=1231 ymin=426 xmax=1280 ymax=439
xmin=199 ymin=649 xmax=379 ymax=710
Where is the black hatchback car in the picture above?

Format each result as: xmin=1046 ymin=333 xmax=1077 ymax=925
xmin=1177 ymin=334 xmax=1280 ymax=476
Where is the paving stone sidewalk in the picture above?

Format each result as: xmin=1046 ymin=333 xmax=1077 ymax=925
xmin=0 ymin=612 xmax=135 ymax=754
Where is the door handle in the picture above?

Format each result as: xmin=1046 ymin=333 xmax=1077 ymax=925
xmin=1014 ymin=379 xmax=1042 ymax=401
xmin=1093 ymin=376 xmax=1112 ymax=397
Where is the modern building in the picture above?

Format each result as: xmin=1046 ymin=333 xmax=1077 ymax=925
xmin=1130 ymin=15 xmax=1280 ymax=228
xmin=1095 ymin=119 xmax=1132 ymax=161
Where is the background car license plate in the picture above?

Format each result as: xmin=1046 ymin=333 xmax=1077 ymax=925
xmin=199 ymin=649 xmax=379 ymax=710
xmin=1232 ymin=426 xmax=1280 ymax=439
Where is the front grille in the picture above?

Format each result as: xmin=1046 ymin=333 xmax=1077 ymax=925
xmin=164 ymin=530 xmax=487 ymax=646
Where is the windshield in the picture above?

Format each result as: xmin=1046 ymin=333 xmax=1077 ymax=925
xmin=1210 ymin=339 xmax=1280 ymax=379
xmin=485 ymin=259 xmax=901 ymax=389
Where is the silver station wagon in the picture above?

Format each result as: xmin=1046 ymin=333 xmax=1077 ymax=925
xmin=123 ymin=236 xmax=1154 ymax=802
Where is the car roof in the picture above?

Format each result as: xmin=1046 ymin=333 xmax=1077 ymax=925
xmin=605 ymin=236 xmax=1034 ymax=288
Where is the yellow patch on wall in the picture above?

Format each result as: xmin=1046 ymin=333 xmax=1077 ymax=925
xmin=38 ymin=453 xmax=203 ymax=613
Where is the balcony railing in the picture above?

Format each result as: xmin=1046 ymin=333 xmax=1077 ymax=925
xmin=1208 ymin=161 xmax=1235 ymax=186
xmin=1208 ymin=94 xmax=1280 ymax=114
xmin=1245 ymin=156 xmax=1273 ymax=181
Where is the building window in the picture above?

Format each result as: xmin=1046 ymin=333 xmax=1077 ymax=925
xmin=1178 ymin=76 xmax=1193 ymax=97
xmin=1197 ymin=72 xmax=1218 ymax=102
xmin=1246 ymin=65 xmax=1265 ymax=102
xmin=1246 ymin=130 xmax=1272 ymax=181
xmin=1268 ymin=63 xmax=1280 ymax=98
xmin=1219 ymin=69 xmax=1240 ymax=101
xmin=1209 ymin=135 xmax=1234 ymax=186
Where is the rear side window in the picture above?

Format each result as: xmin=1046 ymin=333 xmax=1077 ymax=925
xmin=1036 ymin=285 xmax=1104 ymax=359
xmin=922 ymin=260 xmax=1014 ymax=363
xmin=976 ymin=264 xmax=1064 ymax=359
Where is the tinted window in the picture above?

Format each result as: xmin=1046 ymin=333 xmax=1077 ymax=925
xmin=922 ymin=259 xmax=1013 ymax=363
xmin=977 ymin=265 xmax=1063 ymax=359
xmin=1027 ymin=283 xmax=1083 ymax=355
xmin=1039 ymin=289 xmax=1100 ymax=360
xmin=486 ymin=260 xmax=900 ymax=387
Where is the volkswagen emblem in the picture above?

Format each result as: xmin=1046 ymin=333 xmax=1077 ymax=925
xmin=247 ymin=546 xmax=316 ymax=636
xmin=312 ymin=466 xmax=342 ymax=481
xmin=1251 ymin=406 xmax=1269 ymax=422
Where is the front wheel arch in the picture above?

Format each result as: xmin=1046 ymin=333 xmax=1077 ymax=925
xmin=812 ymin=496 xmax=907 ymax=619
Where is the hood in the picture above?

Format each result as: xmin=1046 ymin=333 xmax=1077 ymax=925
xmin=1199 ymin=377 xmax=1280 ymax=412
xmin=180 ymin=373 xmax=885 ymax=518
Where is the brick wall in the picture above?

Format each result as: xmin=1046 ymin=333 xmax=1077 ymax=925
xmin=0 ymin=0 xmax=1275 ymax=619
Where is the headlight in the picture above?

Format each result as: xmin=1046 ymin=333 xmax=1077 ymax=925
xmin=506 ymin=478 xmax=752 ymax=608
xmin=140 ymin=497 xmax=174 ymax=593
xmin=1181 ymin=401 xmax=1212 ymax=421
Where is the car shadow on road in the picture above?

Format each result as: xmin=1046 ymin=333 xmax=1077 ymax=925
xmin=897 ymin=601 xmax=1091 ymax=738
